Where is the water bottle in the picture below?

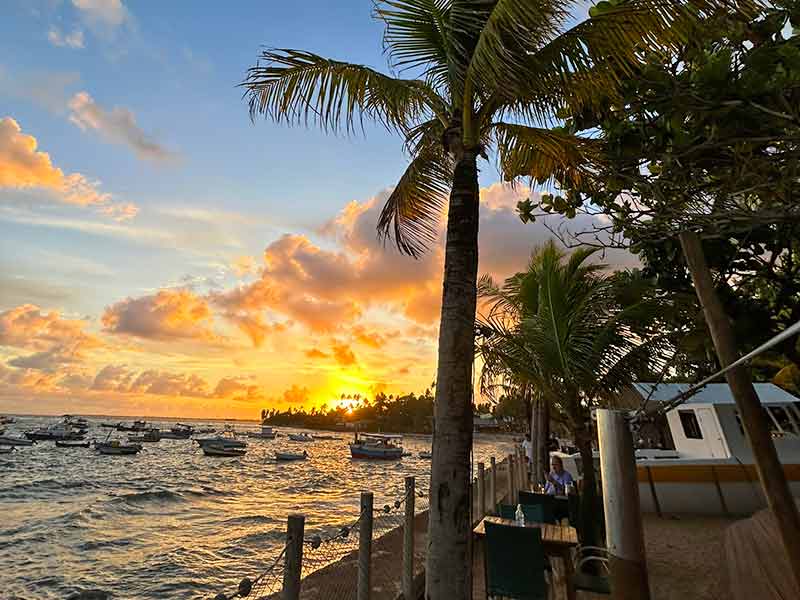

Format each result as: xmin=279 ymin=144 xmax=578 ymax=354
xmin=515 ymin=503 xmax=525 ymax=526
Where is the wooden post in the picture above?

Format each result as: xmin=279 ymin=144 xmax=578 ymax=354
xmin=680 ymin=231 xmax=800 ymax=584
xmin=489 ymin=456 xmax=497 ymax=514
xmin=283 ymin=514 xmax=305 ymax=600
xmin=518 ymin=446 xmax=528 ymax=491
xmin=597 ymin=410 xmax=650 ymax=600
xmin=477 ymin=462 xmax=486 ymax=520
xmin=506 ymin=454 xmax=516 ymax=504
xmin=403 ymin=477 xmax=415 ymax=600
xmin=358 ymin=491 xmax=373 ymax=600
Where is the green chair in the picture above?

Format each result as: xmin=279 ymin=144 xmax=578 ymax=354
xmin=483 ymin=521 xmax=548 ymax=600
xmin=498 ymin=503 xmax=547 ymax=524
xmin=517 ymin=491 xmax=557 ymax=524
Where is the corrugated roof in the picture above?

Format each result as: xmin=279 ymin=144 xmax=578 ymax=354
xmin=632 ymin=382 xmax=799 ymax=405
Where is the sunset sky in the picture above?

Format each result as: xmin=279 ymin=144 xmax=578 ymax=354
xmin=0 ymin=0 xmax=628 ymax=419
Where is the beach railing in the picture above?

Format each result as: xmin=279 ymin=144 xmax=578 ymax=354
xmin=212 ymin=454 xmax=511 ymax=600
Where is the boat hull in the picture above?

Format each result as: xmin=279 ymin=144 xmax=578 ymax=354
xmin=55 ymin=441 xmax=91 ymax=448
xmin=288 ymin=434 xmax=313 ymax=442
xmin=96 ymin=443 xmax=142 ymax=455
xmin=25 ymin=431 xmax=84 ymax=441
xmin=349 ymin=445 xmax=404 ymax=460
xmin=203 ymin=446 xmax=246 ymax=457
xmin=0 ymin=436 xmax=34 ymax=446
xmin=275 ymin=452 xmax=307 ymax=461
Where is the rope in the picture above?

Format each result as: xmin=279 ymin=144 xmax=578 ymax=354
xmin=212 ymin=484 xmax=430 ymax=599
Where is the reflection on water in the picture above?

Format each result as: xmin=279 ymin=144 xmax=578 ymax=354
xmin=0 ymin=416 xmax=515 ymax=598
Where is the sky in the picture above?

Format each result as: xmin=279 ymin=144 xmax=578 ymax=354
xmin=0 ymin=0 xmax=621 ymax=419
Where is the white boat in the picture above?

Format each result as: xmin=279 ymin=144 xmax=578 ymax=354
xmin=128 ymin=428 xmax=161 ymax=443
xmin=203 ymin=443 xmax=247 ymax=457
xmin=559 ymin=382 xmax=800 ymax=516
xmin=63 ymin=415 xmax=89 ymax=432
xmin=25 ymin=420 xmax=85 ymax=441
xmin=418 ymin=451 xmax=432 ymax=459
xmin=0 ymin=435 xmax=34 ymax=446
xmin=195 ymin=428 xmax=247 ymax=449
xmin=247 ymin=425 xmax=277 ymax=439
xmin=288 ymin=432 xmax=314 ymax=442
xmin=276 ymin=450 xmax=308 ymax=461
xmin=160 ymin=423 xmax=194 ymax=439
xmin=349 ymin=433 xmax=404 ymax=460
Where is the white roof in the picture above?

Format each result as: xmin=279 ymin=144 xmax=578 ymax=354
xmin=633 ymin=382 xmax=799 ymax=406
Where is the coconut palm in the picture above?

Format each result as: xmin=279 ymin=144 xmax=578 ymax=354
xmin=477 ymin=240 xmax=671 ymax=542
xmin=241 ymin=1 xmax=742 ymax=595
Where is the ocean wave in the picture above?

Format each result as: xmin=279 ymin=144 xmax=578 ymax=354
xmin=111 ymin=489 xmax=186 ymax=506
xmin=221 ymin=514 xmax=276 ymax=526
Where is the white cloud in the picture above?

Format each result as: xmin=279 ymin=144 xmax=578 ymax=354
xmin=68 ymin=92 xmax=178 ymax=163
xmin=72 ymin=0 xmax=128 ymax=28
xmin=48 ymin=27 xmax=85 ymax=49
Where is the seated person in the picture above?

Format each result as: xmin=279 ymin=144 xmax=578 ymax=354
xmin=544 ymin=455 xmax=574 ymax=496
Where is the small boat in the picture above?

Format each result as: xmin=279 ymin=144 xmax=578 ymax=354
xmin=203 ymin=443 xmax=247 ymax=457
xmin=195 ymin=428 xmax=247 ymax=449
xmin=160 ymin=423 xmax=194 ymax=439
xmin=25 ymin=420 xmax=85 ymax=441
xmin=63 ymin=415 xmax=90 ymax=432
xmin=55 ymin=440 xmax=91 ymax=448
xmin=0 ymin=435 xmax=34 ymax=446
xmin=0 ymin=416 xmax=15 ymax=425
xmin=288 ymin=433 xmax=314 ymax=442
xmin=349 ymin=433 xmax=404 ymax=460
xmin=418 ymin=451 xmax=432 ymax=459
xmin=194 ymin=426 xmax=216 ymax=434
xmin=247 ymin=425 xmax=277 ymax=440
xmin=117 ymin=420 xmax=148 ymax=432
xmin=276 ymin=450 xmax=308 ymax=461
xmin=100 ymin=422 xmax=120 ymax=428
xmin=128 ymin=428 xmax=161 ymax=443
xmin=96 ymin=441 xmax=143 ymax=455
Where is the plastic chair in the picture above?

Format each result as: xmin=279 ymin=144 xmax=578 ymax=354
xmin=498 ymin=503 xmax=547 ymax=524
xmin=517 ymin=491 xmax=557 ymax=524
xmin=483 ymin=521 xmax=548 ymax=600
xmin=571 ymin=547 xmax=610 ymax=595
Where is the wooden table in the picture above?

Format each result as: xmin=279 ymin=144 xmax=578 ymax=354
xmin=474 ymin=516 xmax=579 ymax=600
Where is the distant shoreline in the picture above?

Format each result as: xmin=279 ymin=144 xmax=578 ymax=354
xmin=0 ymin=413 xmax=260 ymax=423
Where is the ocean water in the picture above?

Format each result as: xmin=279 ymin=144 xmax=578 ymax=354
xmin=0 ymin=416 xmax=514 ymax=599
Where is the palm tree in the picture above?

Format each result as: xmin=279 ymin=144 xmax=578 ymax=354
xmin=477 ymin=240 xmax=671 ymax=543
xmin=241 ymin=2 xmax=737 ymax=595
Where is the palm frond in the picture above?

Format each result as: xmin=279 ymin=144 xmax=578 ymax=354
xmin=375 ymin=0 xmax=454 ymax=91
xmin=377 ymin=128 xmax=453 ymax=256
xmin=242 ymin=49 xmax=446 ymax=133
xmin=487 ymin=0 xmax=760 ymax=117
xmin=493 ymin=122 xmax=602 ymax=188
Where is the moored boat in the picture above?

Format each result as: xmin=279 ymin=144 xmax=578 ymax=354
xmin=25 ymin=420 xmax=85 ymax=441
xmin=203 ymin=443 xmax=247 ymax=457
xmin=100 ymin=422 xmax=120 ymax=428
xmin=128 ymin=428 xmax=161 ymax=443
xmin=418 ymin=451 xmax=432 ymax=459
xmin=0 ymin=435 xmax=34 ymax=446
xmin=55 ymin=440 xmax=91 ymax=448
xmin=117 ymin=420 xmax=148 ymax=432
xmin=276 ymin=450 xmax=308 ymax=461
xmin=0 ymin=416 xmax=15 ymax=425
xmin=349 ymin=433 xmax=404 ymax=460
xmin=247 ymin=425 xmax=277 ymax=440
xmin=195 ymin=428 xmax=246 ymax=449
xmin=96 ymin=441 xmax=143 ymax=455
xmin=160 ymin=423 xmax=194 ymax=439
xmin=288 ymin=432 xmax=314 ymax=442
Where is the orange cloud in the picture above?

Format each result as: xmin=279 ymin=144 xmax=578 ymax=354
xmin=0 ymin=116 xmax=136 ymax=218
xmin=332 ymin=342 xmax=357 ymax=366
xmin=0 ymin=304 xmax=103 ymax=371
xmin=102 ymin=289 xmax=216 ymax=342
xmin=305 ymin=348 xmax=329 ymax=359
xmin=213 ymin=376 xmax=265 ymax=403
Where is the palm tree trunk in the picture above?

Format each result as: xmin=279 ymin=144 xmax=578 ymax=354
xmin=426 ymin=149 xmax=480 ymax=600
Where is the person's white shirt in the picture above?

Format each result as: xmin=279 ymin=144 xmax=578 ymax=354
xmin=521 ymin=438 xmax=532 ymax=462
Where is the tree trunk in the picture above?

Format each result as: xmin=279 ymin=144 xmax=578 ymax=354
xmin=530 ymin=392 xmax=548 ymax=486
xmin=426 ymin=149 xmax=480 ymax=600
xmin=680 ymin=231 xmax=800 ymax=587
xmin=574 ymin=419 xmax=599 ymax=547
